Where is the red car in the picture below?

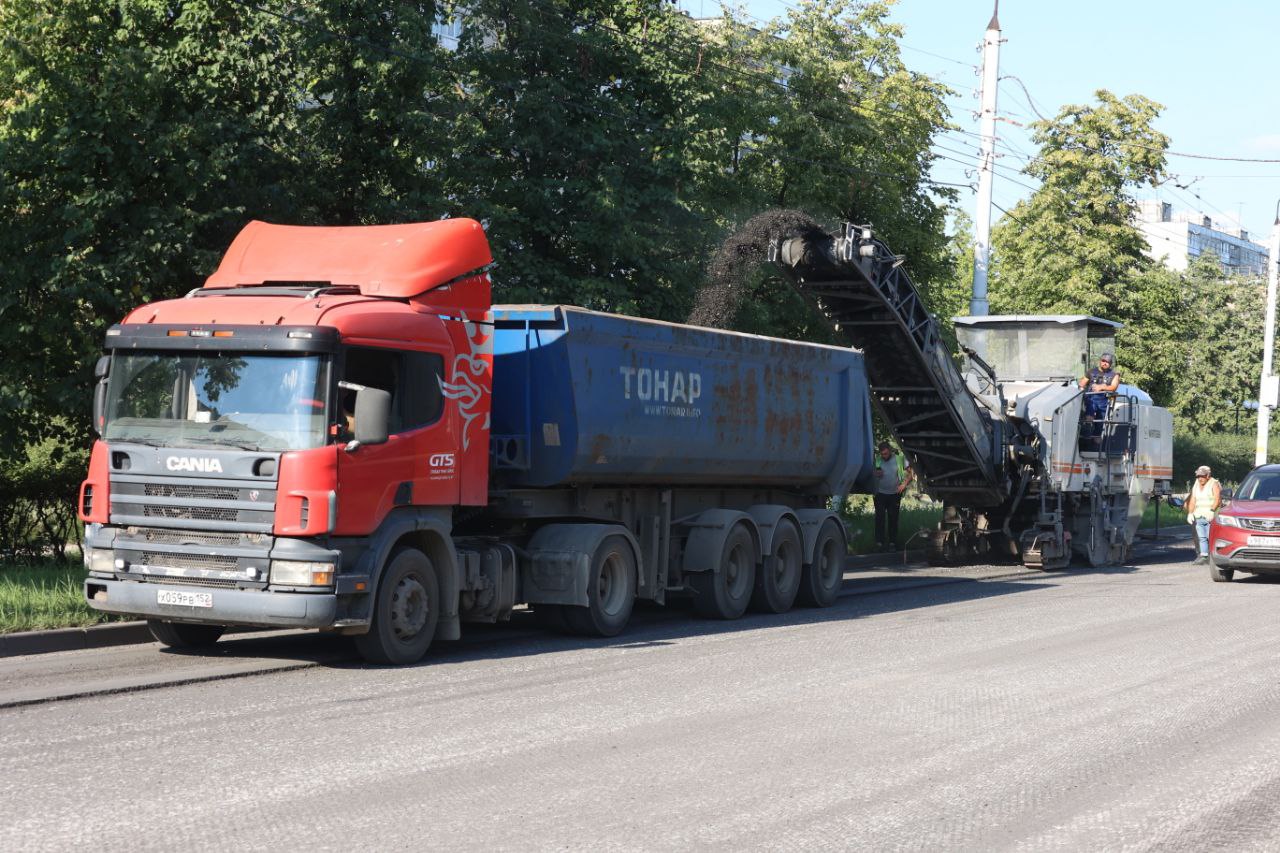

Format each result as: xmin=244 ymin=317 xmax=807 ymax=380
xmin=1208 ymin=464 xmax=1280 ymax=581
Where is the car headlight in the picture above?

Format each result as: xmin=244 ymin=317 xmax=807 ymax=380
xmin=1216 ymin=514 xmax=1241 ymax=528
xmin=84 ymin=548 xmax=116 ymax=574
xmin=270 ymin=560 xmax=335 ymax=587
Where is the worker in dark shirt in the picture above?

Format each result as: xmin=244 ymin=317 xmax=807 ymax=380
xmin=1079 ymin=353 xmax=1119 ymax=448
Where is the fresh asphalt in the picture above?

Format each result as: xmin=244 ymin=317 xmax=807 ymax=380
xmin=9 ymin=531 xmax=1278 ymax=849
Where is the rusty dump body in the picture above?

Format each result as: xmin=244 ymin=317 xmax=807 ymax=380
xmin=488 ymin=305 xmax=875 ymax=495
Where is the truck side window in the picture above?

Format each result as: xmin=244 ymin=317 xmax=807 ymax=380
xmin=401 ymin=351 xmax=445 ymax=430
xmin=344 ymin=347 xmax=403 ymax=434
xmin=342 ymin=347 xmax=444 ymax=435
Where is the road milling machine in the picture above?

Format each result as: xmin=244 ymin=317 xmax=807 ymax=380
xmin=771 ymin=222 xmax=1173 ymax=569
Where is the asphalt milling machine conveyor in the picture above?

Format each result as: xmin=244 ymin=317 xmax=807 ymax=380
xmin=770 ymin=220 xmax=1173 ymax=569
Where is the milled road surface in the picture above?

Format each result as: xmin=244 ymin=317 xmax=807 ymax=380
xmin=4 ymin=538 xmax=1279 ymax=850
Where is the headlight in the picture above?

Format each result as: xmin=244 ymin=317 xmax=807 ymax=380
xmin=1216 ymin=515 xmax=1241 ymax=528
xmin=85 ymin=548 xmax=116 ymax=574
xmin=270 ymin=560 xmax=335 ymax=587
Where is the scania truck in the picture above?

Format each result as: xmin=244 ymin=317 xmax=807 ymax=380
xmin=80 ymin=219 xmax=875 ymax=663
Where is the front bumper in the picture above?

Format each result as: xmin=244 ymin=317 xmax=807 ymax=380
xmin=1209 ymin=533 xmax=1280 ymax=574
xmin=85 ymin=578 xmax=339 ymax=628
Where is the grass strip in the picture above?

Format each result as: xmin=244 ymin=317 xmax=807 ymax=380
xmin=0 ymin=559 xmax=119 ymax=634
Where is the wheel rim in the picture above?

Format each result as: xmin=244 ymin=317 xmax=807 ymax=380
xmin=390 ymin=575 xmax=429 ymax=641
xmin=724 ymin=541 xmax=752 ymax=598
xmin=597 ymin=552 xmax=628 ymax=617
xmin=775 ymin=536 xmax=800 ymax=588
xmin=817 ymin=536 xmax=841 ymax=588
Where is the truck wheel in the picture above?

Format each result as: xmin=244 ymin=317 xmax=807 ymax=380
xmin=797 ymin=518 xmax=845 ymax=607
xmin=1209 ymin=559 xmax=1234 ymax=583
xmin=750 ymin=519 xmax=803 ymax=613
xmin=690 ymin=524 xmax=756 ymax=620
xmin=146 ymin=620 xmax=225 ymax=649
xmin=355 ymin=547 xmax=439 ymax=665
xmin=563 ymin=536 xmax=636 ymax=637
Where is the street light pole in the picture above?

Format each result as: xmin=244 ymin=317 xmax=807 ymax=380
xmin=970 ymin=2 xmax=1001 ymax=317
xmin=1256 ymin=202 xmax=1280 ymax=466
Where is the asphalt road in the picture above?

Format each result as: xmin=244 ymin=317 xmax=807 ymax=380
xmin=4 ymin=536 xmax=1280 ymax=851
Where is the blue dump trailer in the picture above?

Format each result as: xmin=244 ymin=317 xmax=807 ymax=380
xmin=451 ymin=305 xmax=875 ymax=634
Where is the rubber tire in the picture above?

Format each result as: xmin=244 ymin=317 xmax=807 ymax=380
xmin=690 ymin=524 xmax=757 ymax=620
xmin=355 ymin=547 xmax=440 ymax=665
xmin=563 ymin=535 xmax=637 ymax=637
xmin=1209 ymin=558 xmax=1235 ymax=583
xmin=146 ymin=620 xmax=225 ymax=649
xmin=797 ymin=518 xmax=846 ymax=607
xmin=750 ymin=519 xmax=803 ymax=614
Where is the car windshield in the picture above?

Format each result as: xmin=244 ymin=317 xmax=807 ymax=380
xmin=104 ymin=351 xmax=329 ymax=451
xmin=1236 ymin=471 xmax=1280 ymax=501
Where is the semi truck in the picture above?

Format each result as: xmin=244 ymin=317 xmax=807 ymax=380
xmin=79 ymin=219 xmax=875 ymax=664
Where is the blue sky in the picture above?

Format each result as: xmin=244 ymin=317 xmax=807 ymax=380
xmin=680 ymin=0 xmax=1280 ymax=242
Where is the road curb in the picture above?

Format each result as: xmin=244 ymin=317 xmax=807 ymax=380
xmin=0 ymin=622 xmax=153 ymax=659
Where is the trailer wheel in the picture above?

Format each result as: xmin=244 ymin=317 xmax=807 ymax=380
xmin=797 ymin=518 xmax=845 ymax=607
xmin=750 ymin=518 xmax=803 ymax=613
xmin=146 ymin=620 xmax=225 ymax=649
xmin=691 ymin=524 xmax=756 ymax=620
xmin=563 ymin=535 xmax=636 ymax=637
xmin=355 ymin=547 xmax=439 ymax=665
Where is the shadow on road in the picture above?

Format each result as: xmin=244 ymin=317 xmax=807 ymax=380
xmin=164 ymin=568 xmax=1075 ymax=670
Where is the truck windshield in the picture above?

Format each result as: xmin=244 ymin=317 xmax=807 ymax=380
xmin=104 ymin=351 xmax=329 ymax=451
xmin=956 ymin=325 xmax=1088 ymax=381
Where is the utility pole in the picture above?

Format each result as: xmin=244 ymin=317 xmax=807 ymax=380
xmin=970 ymin=2 xmax=1001 ymax=316
xmin=1256 ymin=202 xmax=1280 ymax=466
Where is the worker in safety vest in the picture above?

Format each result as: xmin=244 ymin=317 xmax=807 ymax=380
xmin=873 ymin=442 xmax=913 ymax=551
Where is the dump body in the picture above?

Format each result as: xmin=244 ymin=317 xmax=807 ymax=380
xmin=489 ymin=306 xmax=873 ymax=495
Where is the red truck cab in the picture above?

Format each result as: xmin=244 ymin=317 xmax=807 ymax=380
xmin=80 ymin=219 xmax=494 ymax=661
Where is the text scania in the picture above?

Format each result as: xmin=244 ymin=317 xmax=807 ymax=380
xmin=165 ymin=456 xmax=224 ymax=473
xmin=619 ymin=366 xmax=703 ymax=418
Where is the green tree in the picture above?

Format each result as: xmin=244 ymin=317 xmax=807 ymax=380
xmin=991 ymin=90 xmax=1168 ymax=316
xmin=989 ymin=89 xmax=1181 ymax=401
xmin=443 ymin=0 xmax=728 ymax=322
xmin=1171 ymin=255 xmax=1264 ymax=430
xmin=0 ymin=0 xmax=305 ymax=458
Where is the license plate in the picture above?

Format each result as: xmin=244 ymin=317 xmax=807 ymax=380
xmin=157 ymin=589 xmax=213 ymax=608
xmin=1246 ymin=535 xmax=1280 ymax=549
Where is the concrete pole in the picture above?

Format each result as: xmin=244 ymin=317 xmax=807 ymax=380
xmin=970 ymin=3 xmax=1001 ymax=317
xmin=1255 ymin=204 xmax=1280 ymax=466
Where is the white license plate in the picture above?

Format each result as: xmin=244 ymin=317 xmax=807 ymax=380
xmin=1246 ymin=535 xmax=1280 ymax=549
xmin=156 ymin=589 xmax=213 ymax=608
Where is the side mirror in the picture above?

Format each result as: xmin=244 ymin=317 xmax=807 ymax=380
xmin=1221 ymin=488 xmax=1234 ymax=503
xmin=1167 ymin=496 xmax=1185 ymax=508
xmin=352 ymin=387 xmax=391 ymax=448
xmin=91 ymin=355 xmax=110 ymax=436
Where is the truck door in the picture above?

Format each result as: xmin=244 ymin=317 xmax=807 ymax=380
xmin=334 ymin=345 xmax=456 ymax=535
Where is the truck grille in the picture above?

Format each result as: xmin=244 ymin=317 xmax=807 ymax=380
xmin=140 ymin=552 xmax=240 ymax=573
xmin=1239 ymin=518 xmax=1280 ymax=532
xmin=144 ymin=575 xmax=244 ymax=589
xmin=110 ymin=474 xmax=277 ymax=533
xmin=143 ymin=505 xmax=239 ymax=522
xmin=144 ymin=483 xmax=239 ymax=501
xmin=125 ymin=527 xmax=247 ymax=547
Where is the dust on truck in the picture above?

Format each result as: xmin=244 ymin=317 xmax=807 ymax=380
xmin=80 ymin=219 xmax=875 ymax=663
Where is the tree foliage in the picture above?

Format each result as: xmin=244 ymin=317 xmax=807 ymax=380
xmin=990 ymin=90 xmax=1169 ymax=316
xmin=0 ymin=0 xmax=959 ymax=462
